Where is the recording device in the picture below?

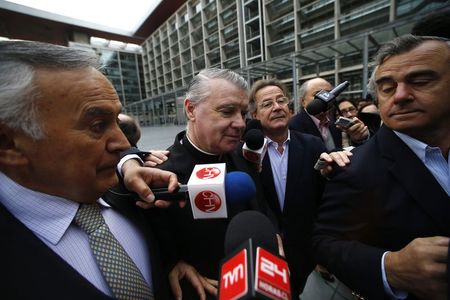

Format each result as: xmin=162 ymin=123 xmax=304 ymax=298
xmin=153 ymin=164 xmax=257 ymax=219
xmin=313 ymin=158 xmax=328 ymax=171
xmin=306 ymin=81 xmax=350 ymax=115
xmin=242 ymin=129 xmax=268 ymax=172
xmin=334 ymin=116 xmax=355 ymax=129
xmin=218 ymin=211 xmax=291 ymax=300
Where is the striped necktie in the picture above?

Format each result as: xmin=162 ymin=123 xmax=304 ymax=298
xmin=74 ymin=203 xmax=154 ymax=300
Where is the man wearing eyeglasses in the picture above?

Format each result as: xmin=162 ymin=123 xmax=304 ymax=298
xmin=248 ymin=79 xmax=351 ymax=298
xmin=336 ymin=98 xmax=370 ymax=146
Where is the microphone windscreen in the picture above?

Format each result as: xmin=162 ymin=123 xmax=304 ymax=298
xmin=246 ymin=119 xmax=263 ymax=132
xmin=224 ymin=210 xmax=278 ymax=256
xmin=244 ymin=129 xmax=265 ymax=150
xmin=225 ymin=171 xmax=256 ymax=206
xmin=305 ymin=98 xmax=327 ymax=115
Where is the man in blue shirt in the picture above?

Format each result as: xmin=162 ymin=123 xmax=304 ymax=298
xmin=0 ymin=40 xmax=178 ymax=299
xmin=313 ymin=35 xmax=450 ymax=299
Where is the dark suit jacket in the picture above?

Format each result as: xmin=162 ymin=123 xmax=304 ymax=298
xmin=1 ymin=195 xmax=164 ymax=299
xmin=289 ymin=108 xmax=342 ymax=150
xmin=148 ymin=131 xmax=273 ymax=299
xmin=260 ymin=130 xmax=326 ymax=296
xmin=312 ymin=125 xmax=450 ymax=299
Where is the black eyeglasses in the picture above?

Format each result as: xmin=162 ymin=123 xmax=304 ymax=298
xmin=259 ymin=97 xmax=290 ymax=110
xmin=340 ymin=107 xmax=357 ymax=115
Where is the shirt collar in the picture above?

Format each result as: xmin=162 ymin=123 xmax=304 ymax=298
xmin=267 ymin=130 xmax=291 ymax=147
xmin=307 ymin=110 xmax=329 ymax=128
xmin=393 ymin=131 xmax=444 ymax=163
xmin=185 ymin=131 xmax=220 ymax=156
xmin=0 ymin=171 xmax=79 ymax=245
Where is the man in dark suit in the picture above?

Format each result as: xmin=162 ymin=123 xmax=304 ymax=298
xmin=248 ymin=79 xmax=351 ymax=297
xmin=0 ymin=40 xmax=178 ymax=299
xmin=313 ymin=35 xmax=450 ymax=299
xmin=288 ymin=77 xmax=343 ymax=150
xmin=120 ymin=68 xmax=274 ymax=300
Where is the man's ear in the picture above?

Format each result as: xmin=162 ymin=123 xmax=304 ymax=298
xmin=0 ymin=126 xmax=29 ymax=166
xmin=184 ymin=98 xmax=195 ymax=121
xmin=300 ymin=98 xmax=306 ymax=108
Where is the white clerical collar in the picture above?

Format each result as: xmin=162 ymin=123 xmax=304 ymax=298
xmin=185 ymin=132 xmax=220 ymax=156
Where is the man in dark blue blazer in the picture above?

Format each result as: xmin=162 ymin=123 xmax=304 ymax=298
xmin=0 ymin=40 xmax=178 ymax=299
xmin=313 ymin=35 xmax=450 ymax=299
xmin=288 ymin=77 xmax=343 ymax=151
xmin=248 ymin=79 xmax=351 ymax=297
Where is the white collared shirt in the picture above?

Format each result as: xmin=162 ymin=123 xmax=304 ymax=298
xmin=395 ymin=131 xmax=449 ymax=196
xmin=266 ymin=130 xmax=291 ymax=210
xmin=0 ymin=171 xmax=153 ymax=296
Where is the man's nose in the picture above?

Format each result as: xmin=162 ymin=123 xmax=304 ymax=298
xmin=393 ymin=83 xmax=414 ymax=103
xmin=108 ymin=126 xmax=131 ymax=152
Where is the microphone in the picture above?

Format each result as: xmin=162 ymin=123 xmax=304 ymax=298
xmin=242 ymin=129 xmax=268 ymax=172
xmin=246 ymin=119 xmax=263 ymax=131
xmin=218 ymin=211 xmax=291 ymax=300
xmin=153 ymin=163 xmax=257 ymax=219
xmin=306 ymin=81 xmax=350 ymax=115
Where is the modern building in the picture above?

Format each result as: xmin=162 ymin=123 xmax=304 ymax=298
xmin=70 ymin=41 xmax=146 ymax=107
xmin=126 ymin=0 xmax=449 ymax=126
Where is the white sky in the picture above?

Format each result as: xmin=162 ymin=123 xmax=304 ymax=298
xmin=2 ymin=0 xmax=162 ymax=36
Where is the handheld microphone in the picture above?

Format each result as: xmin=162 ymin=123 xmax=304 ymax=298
xmin=242 ymin=129 xmax=268 ymax=172
xmin=306 ymin=81 xmax=349 ymax=115
xmin=152 ymin=164 xmax=257 ymax=219
xmin=219 ymin=211 xmax=291 ymax=300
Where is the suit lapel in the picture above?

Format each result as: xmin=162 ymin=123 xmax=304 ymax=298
xmin=301 ymin=109 xmax=323 ymax=140
xmin=261 ymin=154 xmax=282 ymax=214
xmin=378 ymin=126 xmax=450 ymax=234
xmin=284 ymin=135 xmax=305 ymax=214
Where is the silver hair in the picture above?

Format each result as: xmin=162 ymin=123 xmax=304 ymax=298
xmin=297 ymin=80 xmax=309 ymax=103
xmin=185 ymin=68 xmax=249 ymax=105
xmin=368 ymin=34 xmax=450 ymax=97
xmin=0 ymin=40 xmax=101 ymax=140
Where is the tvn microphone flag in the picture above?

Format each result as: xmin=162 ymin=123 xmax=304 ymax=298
xmin=219 ymin=211 xmax=291 ymax=300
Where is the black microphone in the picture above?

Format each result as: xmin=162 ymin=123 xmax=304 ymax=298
xmin=245 ymin=119 xmax=263 ymax=132
xmin=242 ymin=129 xmax=268 ymax=172
xmin=306 ymin=81 xmax=350 ymax=115
xmin=218 ymin=211 xmax=291 ymax=300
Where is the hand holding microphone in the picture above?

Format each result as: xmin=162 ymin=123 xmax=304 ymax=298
xmin=120 ymin=159 xmax=182 ymax=209
xmin=242 ymin=129 xmax=268 ymax=172
xmin=151 ymin=163 xmax=257 ymax=219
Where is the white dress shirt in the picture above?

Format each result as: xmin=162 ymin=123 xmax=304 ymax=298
xmin=0 ymin=171 xmax=153 ymax=296
xmin=266 ymin=131 xmax=291 ymax=211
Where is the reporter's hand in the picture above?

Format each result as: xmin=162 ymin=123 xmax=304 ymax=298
xmin=169 ymin=261 xmax=218 ymax=300
xmin=338 ymin=117 xmax=369 ymax=143
xmin=143 ymin=150 xmax=170 ymax=167
xmin=122 ymin=159 xmax=184 ymax=209
xmin=385 ymin=236 xmax=449 ymax=300
xmin=317 ymin=150 xmax=353 ymax=177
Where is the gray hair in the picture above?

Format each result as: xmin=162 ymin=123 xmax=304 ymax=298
xmin=0 ymin=40 xmax=101 ymax=139
xmin=297 ymin=80 xmax=309 ymax=102
xmin=186 ymin=68 xmax=249 ymax=105
xmin=368 ymin=34 xmax=450 ymax=97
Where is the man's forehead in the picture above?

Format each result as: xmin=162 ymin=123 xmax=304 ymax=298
xmin=256 ymin=85 xmax=284 ymax=98
xmin=378 ymin=40 xmax=450 ymax=74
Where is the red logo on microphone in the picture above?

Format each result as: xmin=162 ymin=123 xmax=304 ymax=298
xmin=196 ymin=167 xmax=221 ymax=180
xmin=194 ymin=190 xmax=222 ymax=212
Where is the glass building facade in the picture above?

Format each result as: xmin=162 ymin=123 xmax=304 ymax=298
xmin=127 ymin=0 xmax=449 ymax=126
xmin=70 ymin=42 xmax=145 ymax=107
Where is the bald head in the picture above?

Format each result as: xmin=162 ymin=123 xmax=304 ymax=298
xmin=118 ymin=113 xmax=141 ymax=147
xmin=299 ymin=78 xmax=332 ymax=108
